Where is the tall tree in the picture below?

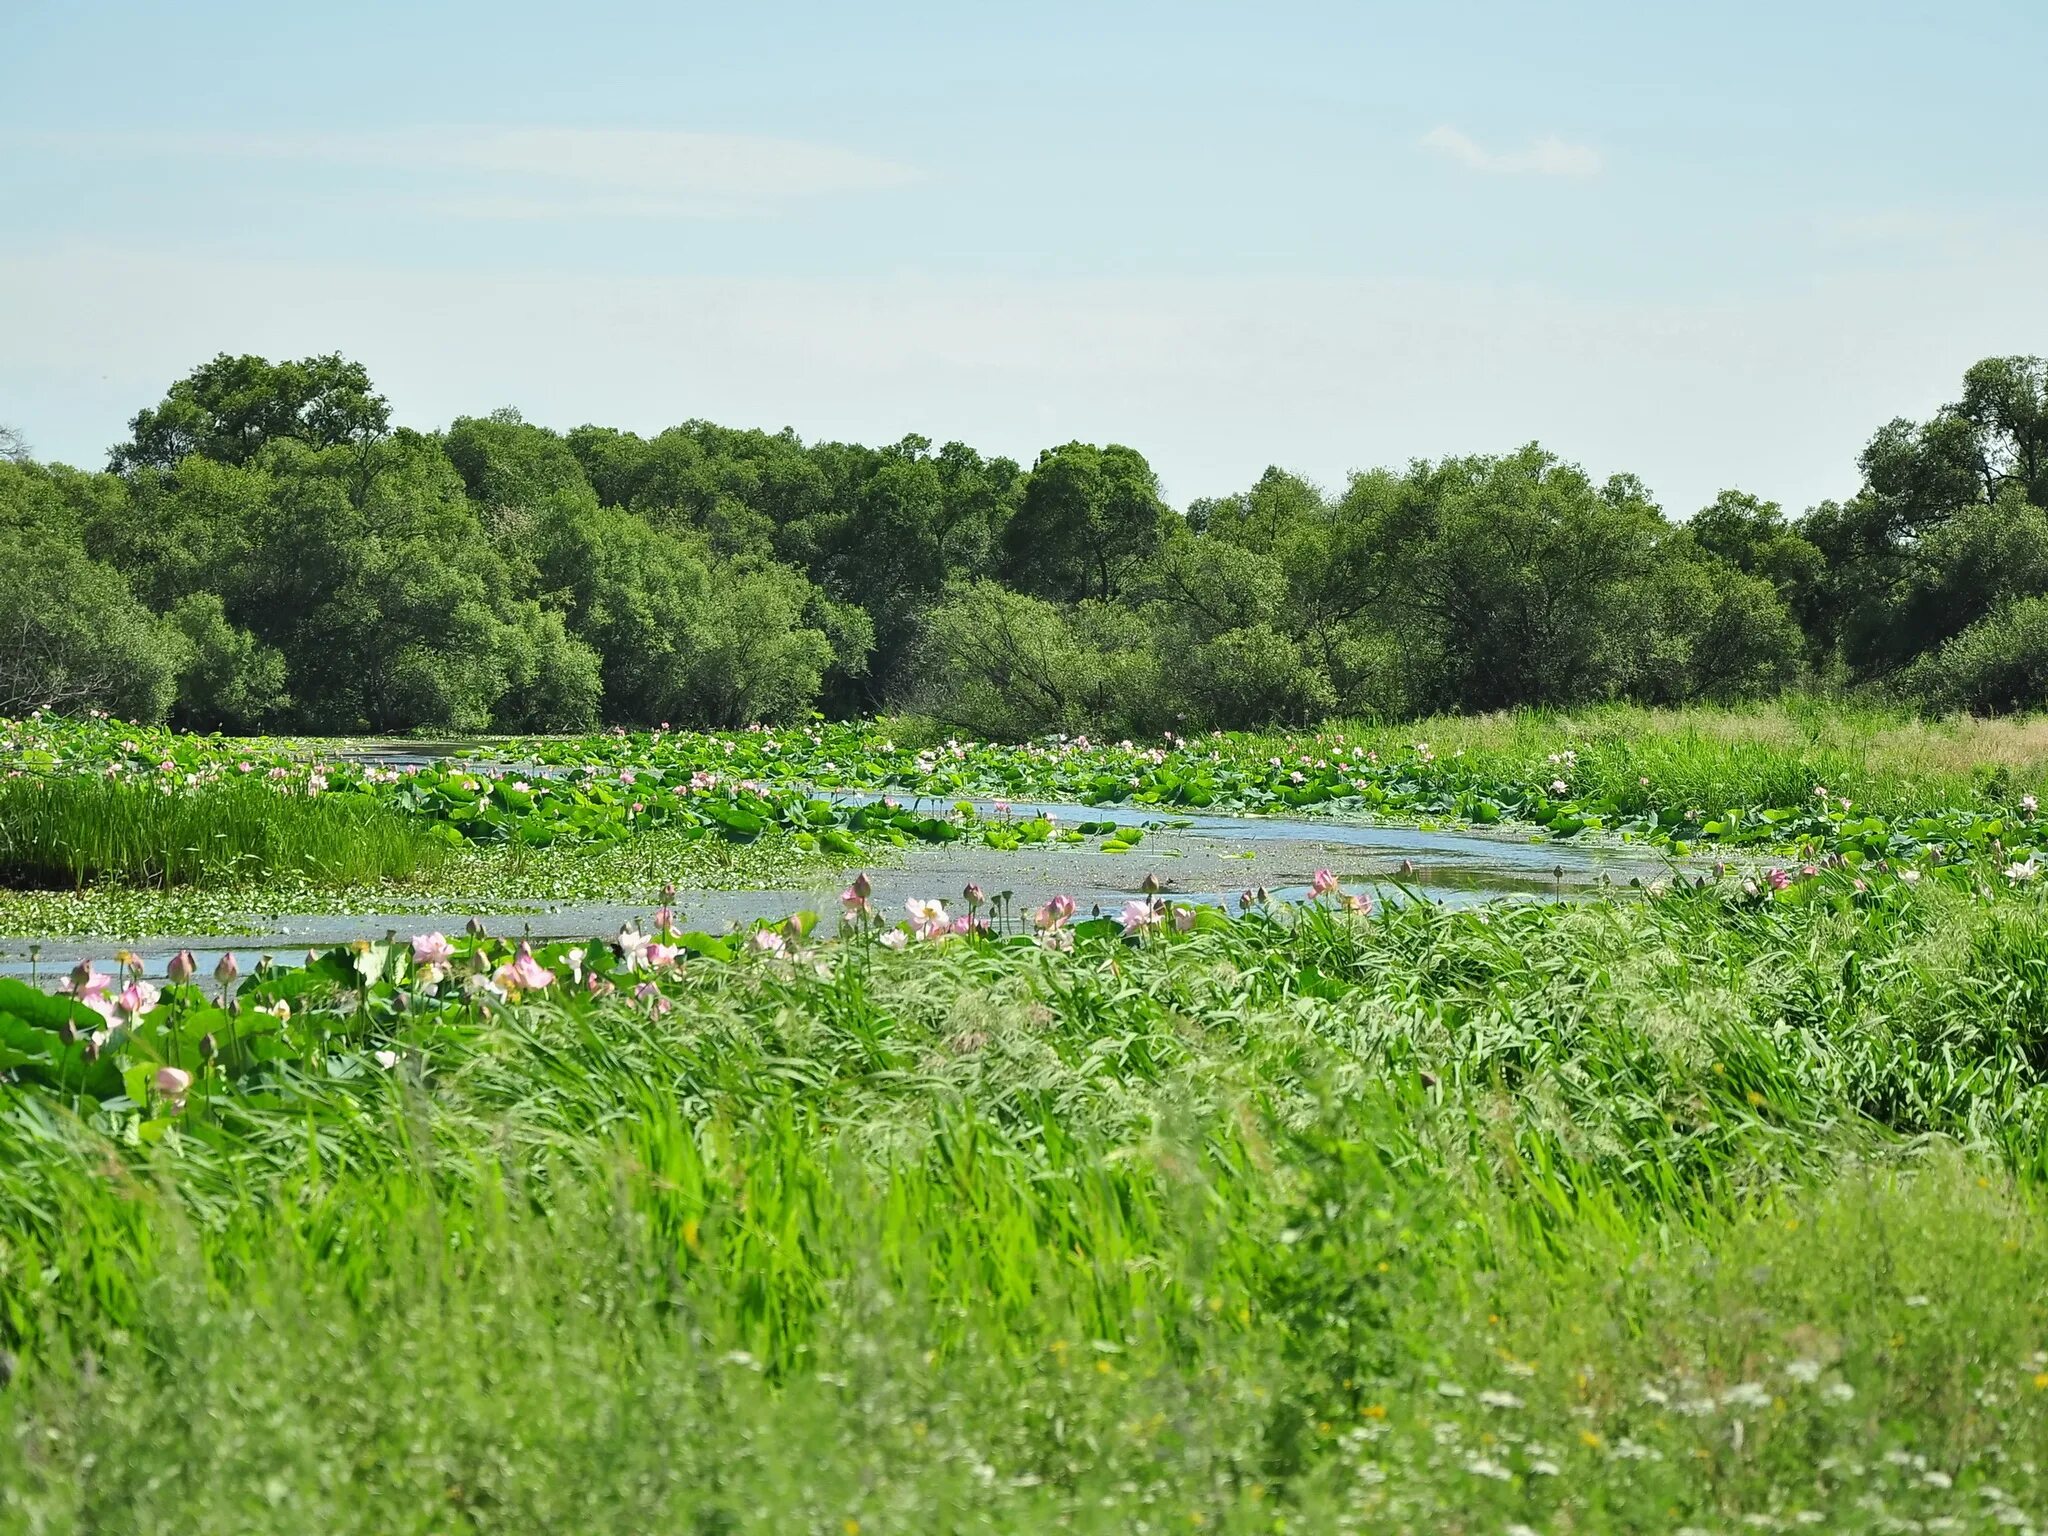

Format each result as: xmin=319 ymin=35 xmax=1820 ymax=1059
xmin=1001 ymin=441 xmax=1169 ymax=603
xmin=109 ymin=353 xmax=390 ymax=492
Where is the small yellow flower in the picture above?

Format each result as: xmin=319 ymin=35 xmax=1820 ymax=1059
xmin=1362 ymin=1403 xmax=1387 ymax=1419
xmin=1747 ymin=1090 xmax=1766 ymax=1107
xmin=1096 ymin=1358 xmax=1113 ymax=1375
xmin=843 ymin=1522 xmax=860 ymax=1536
xmin=1580 ymin=1429 xmax=1603 ymax=1448
xmin=2033 ymin=1372 xmax=2048 ymax=1390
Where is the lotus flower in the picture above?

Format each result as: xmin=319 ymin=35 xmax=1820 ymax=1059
xmin=878 ymin=929 xmax=909 ymax=950
xmin=412 ymin=932 xmax=454 ymax=967
xmin=152 ymin=1065 xmax=192 ymax=1098
xmin=616 ymin=927 xmax=652 ymax=971
xmin=1119 ymin=899 xmax=1160 ymax=936
xmin=1765 ymin=868 xmax=1791 ymax=891
xmin=115 ymin=980 xmax=160 ymax=1019
xmin=166 ymin=949 xmax=196 ymax=984
xmin=492 ymin=943 xmax=555 ymax=995
xmin=1033 ymin=894 xmax=1076 ymax=930
xmin=1311 ymin=868 xmax=1339 ymax=897
xmin=214 ymin=952 xmax=239 ymax=987
xmin=1172 ymin=905 xmax=1196 ymax=932
xmin=750 ymin=929 xmax=787 ymax=956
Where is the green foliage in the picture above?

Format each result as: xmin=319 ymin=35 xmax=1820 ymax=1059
xmin=1904 ymin=595 xmax=2048 ymax=715
xmin=108 ymin=351 xmax=389 ymax=475
xmin=165 ymin=593 xmax=288 ymax=731
xmin=18 ymin=348 xmax=2048 ymax=734
xmin=1002 ymin=440 xmax=1169 ymax=603
xmin=0 ymin=776 xmax=441 ymax=889
xmin=0 ymin=526 xmax=182 ymax=722
xmin=4 ymin=877 xmax=2048 ymax=1526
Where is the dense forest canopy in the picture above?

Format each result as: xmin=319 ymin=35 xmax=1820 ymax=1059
xmin=5 ymin=352 xmax=2048 ymax=735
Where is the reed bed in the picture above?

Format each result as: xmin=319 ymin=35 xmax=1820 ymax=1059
xmin=0 ymin=777 xmax=443 ymax=889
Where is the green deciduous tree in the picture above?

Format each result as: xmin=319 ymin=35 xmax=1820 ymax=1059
xmin=1002 ymin=442 xmax=1170 ymax=603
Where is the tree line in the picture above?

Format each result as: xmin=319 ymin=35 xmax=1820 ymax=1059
xmin=3 ymin=351 xmax=2046 ymax=736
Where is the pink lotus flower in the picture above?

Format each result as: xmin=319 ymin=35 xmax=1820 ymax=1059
xmin=750 ymin=929 xmax=787 ymax=956
xmin=70 ymin=961 xmax=110 ymax=1001
xmin=1171 ymin=905 xmax=1196 ymax=932
xmin=905 ymin=898 xmax=951 ymax=940
xmin=1343 ymin=892 xmax=1375 ymax=916
xmin=152 ymin=1065 xmax=192 ymax=1098
xmin=116 ymin=980 xmax=160 ymax=1020
xmin=1765 ymin=868 xmax=1791 ymax=891
xmin=646 ymin=941 xmax=682 ymax=969
xmin=1119 ymin=899 xmax=1161 ymax=936
xmin=1311 ymin=868 xmax=1339 ymax=897
xmin=411 ymin=932 xmax=454 ymax=967
xmin=878 ymin=929 xmax=909 ymax=950
xmin=1033 ymin=894 xmax=1076 ymax=930
xmin=492 ymin=944 xmax=555 ymax=995
xmin=840 ymin=885 xmax=873 ymax=919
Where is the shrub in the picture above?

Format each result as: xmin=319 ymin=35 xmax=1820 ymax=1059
xmin=1903 ymin=595 xmax=2048 ymax=714
xmin=0 ymin=528 xmax=182 ymax=722
xmin=166 ymin=592 xmax=290 ymax=731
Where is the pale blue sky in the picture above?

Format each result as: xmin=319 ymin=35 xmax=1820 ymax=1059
xmin=4 ymin=0 xmax=2045 ymax=514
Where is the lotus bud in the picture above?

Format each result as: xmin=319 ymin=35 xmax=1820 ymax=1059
xmin=963 ymin=883 xmax=985 ymax=911
xmin=200 ymin=1033 xmax=218 ymax=1061
xmin=851 ymin=871 xmax=873 ymax=901
xmin=1140 ymin=872 xmax=1163 ymax=896
xmin=660 ymin=881 xmax=678 ymax=906
xmin=83 ymin=1037 xmax=101 ymax=1062
xmin=467 ymin=916 xmax=489 ymax=939
xmin=152 ymin=1066 xmax=193 ymax=1097
xmin=57 ymin=1019 xmax=77 ymax=1047
xmin=69 ymin=959 xmax=94 ymax=990
xmin=166 ymin=949 xmax=196 ymax=984
xmin=214 ymin=952 xmax=239 ymax=986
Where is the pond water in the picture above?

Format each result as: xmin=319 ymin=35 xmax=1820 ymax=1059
xmin=0 ymin=793 xmax=1690 ymax=984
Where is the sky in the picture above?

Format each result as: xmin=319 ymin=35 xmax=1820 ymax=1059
xmin=3 ymin=0 xmax=2046 ymax=515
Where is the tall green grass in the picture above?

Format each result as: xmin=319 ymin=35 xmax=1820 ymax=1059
xmin=0 ymin=777 xmax=444 ymax=889
xmin=1264 ymin=698 xmax=2048 ymax=817
xmin=5 ymin=883 xmax=2048 ymax=1527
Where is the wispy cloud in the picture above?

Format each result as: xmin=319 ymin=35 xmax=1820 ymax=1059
xmin=33 ymin=127 xmax=923 ymax=218
xmin=1420 ymin=126 xmax=1602 ymax=178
